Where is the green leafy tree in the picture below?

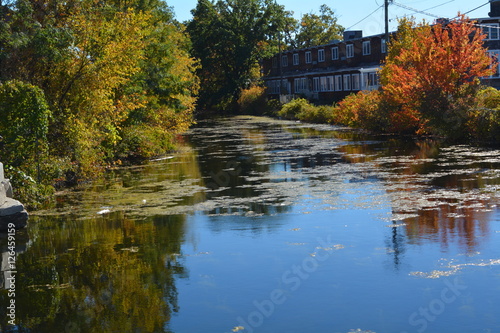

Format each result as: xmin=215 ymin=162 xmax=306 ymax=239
xmin=295 ymin=4 xmax=344 ymax=48
xmin=0 ymin=80 xmax=51 ymax=171
xmin=188 ymin=0 xmax=284 ymax=112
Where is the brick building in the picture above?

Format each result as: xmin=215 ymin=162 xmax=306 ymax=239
xmin=262 ymin=0 xmax=500 ymax=103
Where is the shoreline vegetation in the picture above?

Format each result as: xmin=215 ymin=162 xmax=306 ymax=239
xmin=0 ymin=0 xmax=198 ymax=209
xmin=1 ymin=0 xmax=499 ymax=210
xmin=239 ymin=16 xmax=500 ymax=142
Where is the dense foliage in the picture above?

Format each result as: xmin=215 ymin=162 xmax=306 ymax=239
xmin=0 ymin=0 xmax=198 ymax=207
xmin=380 ymin=16 xmax=495 ymax=136
xmin=187 ymin=0 xmax=283 ymax=111
xmin=293 ymin=4 xmax=344 ymax=49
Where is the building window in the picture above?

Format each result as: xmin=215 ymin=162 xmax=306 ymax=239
xmin=294 ymin=78 xmax=300 ymax=93
xmin=381 ymin=38 xmax=387 ymax=53
xmin=294 ymin=78 xmax=308 ymax=93
xmin=483 ymin=24 xmax=499 ymax=40
xmin=366 ymin=72 xmax=379 ymax=89
xmin=313 ymin=77 xmax=320 ymax=92
xmin=320 ymin=77 xmax=328 ymax=91
xmin=346 ymin=44 xmax=354 ymax=58
xmin=343 ymin=74 xmax=351 ymax=91
xmin=318 ymin=49 xmax=325 ymax=62
xmin=293 ymin=53 xmax=299 ymax=65
xmin=327 ymin=76 xmax=334 ymax=91
xmin=272 ymin=57 xmax=278 ymax=68
xmin=282 ymin=55 xmax=288 ymax=67
xmin=319 ymin=76 xmax=328 ymax=91
xmin=352 ymin=74 xmax=360 ymax=90
xmin=268 ymin=80 xmax=281 ymax=94
xmin=331 ymin=47 xmax=339 ymax=60
xmin=362 ymin=41 xmax=371 ymax=56
xmin=334 ymin=75 xmax=342 ymax=91
xmin=282 ymin=79 xmax=291 ymax=94
xmin=488 ymin=50 xmax=500 ymax=76
xmin=306 ymin=51 xmax=312 ymax=64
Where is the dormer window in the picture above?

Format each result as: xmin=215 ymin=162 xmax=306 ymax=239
xmin=363 ymin=41 xmax=371 ymax=55
xmin=346 ymin=44 xmax=354 ymax=58
xmin=305 ymin=51 xmax=312 ymax=64
xmin=331 ymin=47 xmax=339 ymax=60
xmin=282 ymin=55 xmax=288 ymax=67
xmin=318 ymin=49 xmax=325 ymax=62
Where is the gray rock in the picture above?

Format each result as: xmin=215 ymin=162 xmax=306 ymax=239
xmin=0 ymin=198 xmax=26 ymax=216
xmin=0 ymin=162 xmax=28 ymax=231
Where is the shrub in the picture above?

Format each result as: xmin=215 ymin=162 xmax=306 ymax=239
xmin=238 ymin=86 xmax=270 ymax=115
xmin=296 ymin=104 xmax=336 ymax=124
xmin=4 ymin=165 xmax=55 ymax=210
xmin=466 ymin=87 xmax=500 ymax=142
xmin=476 ymin=86 xmax=500 ymax=110
xmin=117 ymin=125 xmax=176 ymax=161
xmin=278 ymin=98 xmax=316 ymax=120
xmin=334 ymin=90 xmax=390 ymax=131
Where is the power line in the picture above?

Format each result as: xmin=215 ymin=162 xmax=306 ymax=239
xmin=347 ymin=4 xmax=384 ymax=30
xmin=423 ymin=0 xmax=455 ymax=12
xmin=392 ymin=1 xmax=442 ymax=19
xmin=348 ymin=0 xmax=493 ymax=34
xmin=457 ymin=2 xmax=489 ymax=17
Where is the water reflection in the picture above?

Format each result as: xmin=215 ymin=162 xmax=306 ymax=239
xmin=1 ymin=116 xmax=500 ymax=332
xmin=336 ymin=134 xmax=500 ymax=253
xmin=0 ymin=230 xmax=29 ymax=290
xmin=187 ymin=119 xmax=295 ymax=216
xmin=189 ymin=117 xmax=500 ymax=254
xmin=0 ymin=213 xmax=186 ymax=332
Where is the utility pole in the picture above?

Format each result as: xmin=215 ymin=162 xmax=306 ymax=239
xmin=385 ymin=0 xmax=390 ymax=43
xmin=279 ymin=29 xmax=283 ymax=99
xmin=276 ymin=0 xmax=284 ymax=100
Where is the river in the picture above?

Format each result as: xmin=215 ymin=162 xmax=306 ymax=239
xmin=1 ymin=116 xmax=500 ymax=333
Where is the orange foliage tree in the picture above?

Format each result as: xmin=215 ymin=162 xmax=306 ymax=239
xmin=381 ymin=15 xmax=497 ymax=136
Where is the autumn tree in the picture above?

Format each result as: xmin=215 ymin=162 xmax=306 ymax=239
xmin=381 ymin=15 xmax=496 ymax=136
xmin=1 ymin=0 xmax=200 ymax=205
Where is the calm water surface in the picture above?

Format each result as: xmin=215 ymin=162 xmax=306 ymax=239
xmin=1 ymin=116 xmax=500 ymax=333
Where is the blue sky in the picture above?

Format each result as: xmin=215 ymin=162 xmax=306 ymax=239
xmin=169 ymin=0 xmax=491 ymax=35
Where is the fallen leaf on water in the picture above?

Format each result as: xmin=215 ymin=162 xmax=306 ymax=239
xmin=121 ymin=247 xmax=139 ymax=253
xmin=232 ymin=326 xmax=244 ymax=332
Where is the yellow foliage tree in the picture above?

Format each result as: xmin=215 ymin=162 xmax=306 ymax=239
xmin=46 ymin=3 xmax=150 ymax=175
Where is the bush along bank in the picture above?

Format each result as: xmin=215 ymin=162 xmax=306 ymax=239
xmin=270 ymin=86 xmax=500 ymax=142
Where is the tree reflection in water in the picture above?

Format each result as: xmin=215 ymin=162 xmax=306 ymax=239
xmin=0 ymin=213 xmax=186 ymax=332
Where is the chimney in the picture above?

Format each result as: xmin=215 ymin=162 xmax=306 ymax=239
xmin=489 ymin=0 xmax=500 ymax=17
xmin=343 ymin=31 xmax=363 ymax=41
